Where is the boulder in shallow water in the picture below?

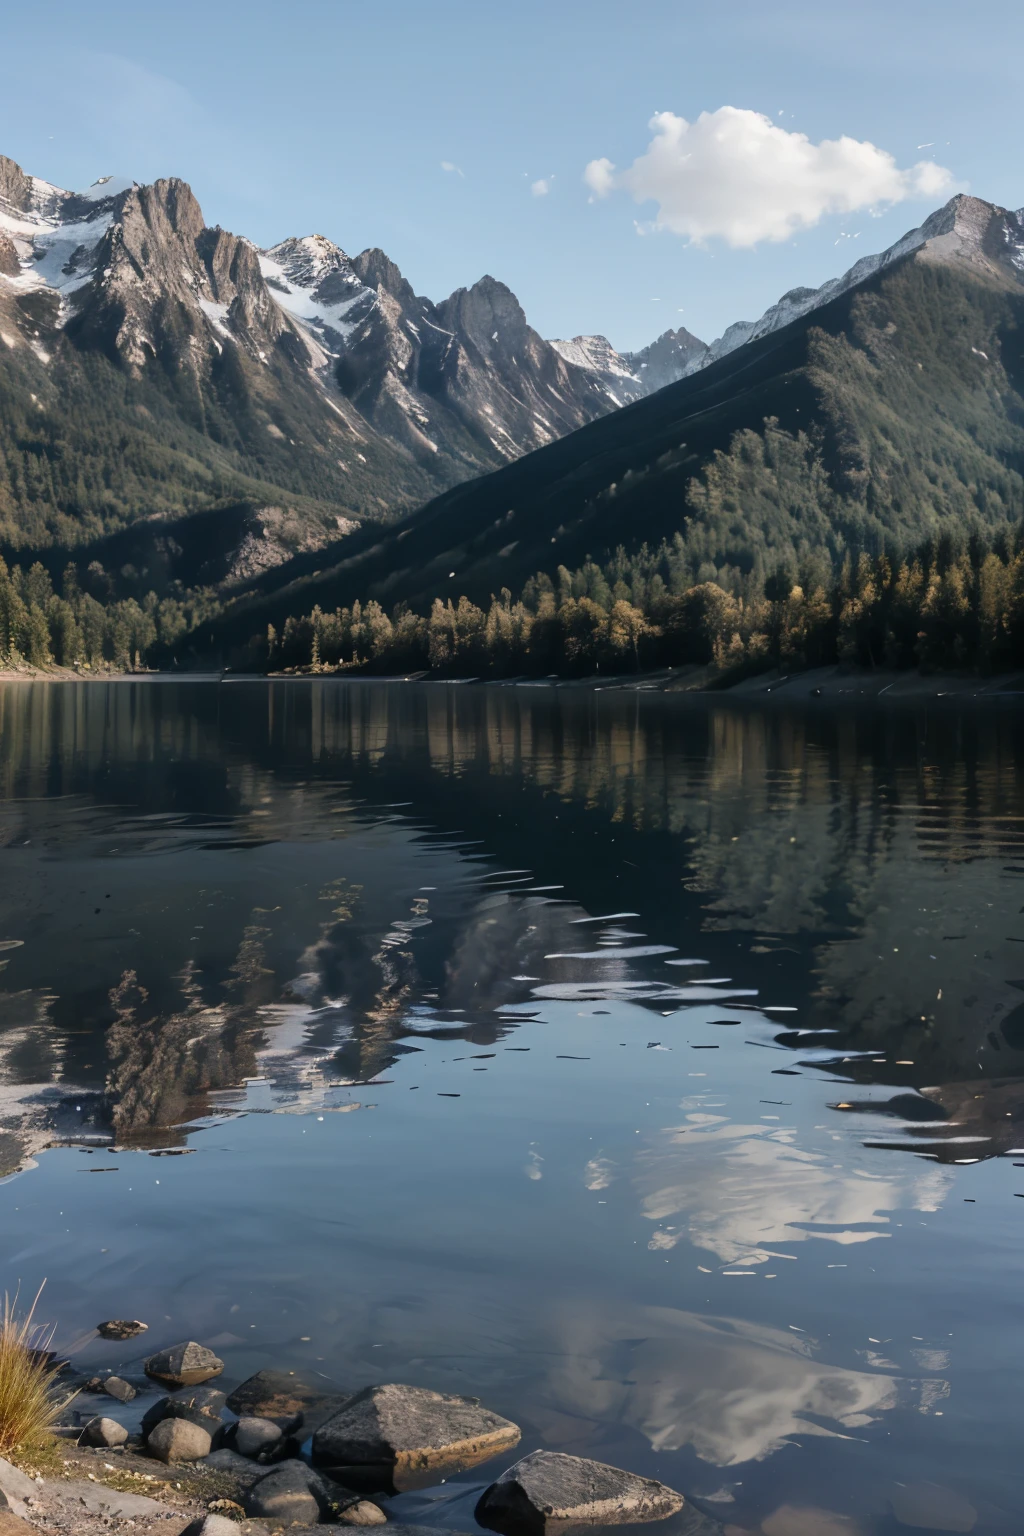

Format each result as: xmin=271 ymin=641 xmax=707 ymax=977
xmin=243 ymin=1460 xmax=336 ymax=1523
xmin=78 ymin=1416 xmax=128 ymax=1449
xmin=97 ymin=1319 xmax=148 ymax=1341
xmin=475 ymin=1450 xmax=685 ymax=1534
xmin=146 ymin=1415 xmax=213 ymax=1463
xmin=214 ymin=1415 xmax=283 ymax=1459
xmin=144 ymin=1340 xmax=224 ymax=1388
xmin=312 ymin=1382 xmax=521 ymax=1493
xmin=100 ymin=1375 xmax=136 ymax=1402
xmin=142 ymin=1387 xmax=225 ymax=1440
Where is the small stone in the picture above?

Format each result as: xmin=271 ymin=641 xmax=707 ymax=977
xmin=178 ymin=1518 xmax=239 ymax=1536
xmin=475 ymin=1450 xmax=685 ymax=1534
xmin=146 ymin=1416 xmax=213 ymax=1464
xmin=312 ymin=1382 xmax=521 ymax=1492
xmin=97 ymin=1320 xmax=148 ymax=1341
xmin=101 ymin=1376 xmax=136 ymax=1403
xmin=216 ymin=1416 xmax=283 ymax=1459
xmin=244 ymin=1460 xmax=334 ymax=1524
xmin=144 ymin=1340 xmax=224 ymax=1388
xmin=336 ymin=1499 xmax=390 ymax=1525
xmin=79 ymin=1417 xmax=129 ymax=1449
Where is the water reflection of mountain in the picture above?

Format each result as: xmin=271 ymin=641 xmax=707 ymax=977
xmin=3 ymin=680 xmax=1024 ymax=1165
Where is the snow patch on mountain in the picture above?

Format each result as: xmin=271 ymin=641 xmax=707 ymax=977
xmin=260 ymin=236 xmax=376 ymax=353
xmin=0 ymin=167 xmax=131 ymax=321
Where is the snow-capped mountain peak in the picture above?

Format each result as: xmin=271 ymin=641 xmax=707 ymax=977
xmin=0 ymin=156 xmax=137 ymax=321
xmin=260 ymin=235 xmax=376 ymax=354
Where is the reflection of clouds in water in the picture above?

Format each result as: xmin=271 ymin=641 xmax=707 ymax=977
xmin=584 ymin=1156 xmax=616 ymax=1190
xmin=542 ymin=1302 xmax=914 ymax=1465
xmin=638 ymin=1115 xmax=951 ymax=1263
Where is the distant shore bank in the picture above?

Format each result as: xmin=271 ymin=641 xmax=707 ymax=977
xmin=4 ymin=662 xmax=1024 ymax=704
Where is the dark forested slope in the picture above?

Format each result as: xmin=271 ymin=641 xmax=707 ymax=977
xmin=198 ymin=195 xmax=1024 ymax=657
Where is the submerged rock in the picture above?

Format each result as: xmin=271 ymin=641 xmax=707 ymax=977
xmin=243 ymin=1460 xmax=336 ymax=1523
xmin=226 ymin=1366 xmax=347 ymax=1433
xmin=475 ymin=1451 xmax=685 ymax=1534
xmin=78 ymin=1416 xmax=128 ymax=1449
xmin=144 ymin=1340 xmax=224 ymax=1388
xmin=214 ymin=1415 xmax=283 ymax=1459
xmin=97 ymin=1319 xmax=148 ymax=1341
xmin=312 ymin=1383 xmax=521 ymax=1492
xmin=147 ymin=1416 xmax=213 ymax=1463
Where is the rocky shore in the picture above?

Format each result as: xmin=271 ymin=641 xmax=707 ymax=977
xmin=8 ymin=1329 xmax=718 ymax=1536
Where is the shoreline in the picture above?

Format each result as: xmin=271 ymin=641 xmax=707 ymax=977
xmin=4 ymin=663 xmax=1024 ymax=704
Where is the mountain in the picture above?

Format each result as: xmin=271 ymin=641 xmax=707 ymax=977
xmin=197 ymin=192 xmax=1024 ymax=652
xmin=549 ymin=325 xmax=707 ymax=405
xmin=261 ymin=235 xmax=628 ymax=472
xmin=0 ymin=154 xmax=646 ymax=579
xmin=685 ymin=195 xmax=1023 ymax=374
xmin=623 ymin=326 xmax=708 ymax=390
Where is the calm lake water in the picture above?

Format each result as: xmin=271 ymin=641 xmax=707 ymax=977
xmin=1 ymin=679 xmax=1023 ymax=1534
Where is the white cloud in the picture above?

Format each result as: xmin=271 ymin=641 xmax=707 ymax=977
xmin=531 ymin=178 xmax=550 ymax=197
xmin=584 ymin=107 xmax=956 ymax=248
xmin=440 ymin=160 xmax=464 ymax=178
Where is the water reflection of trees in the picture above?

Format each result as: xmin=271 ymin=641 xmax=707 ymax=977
xmin=4 ymin=680 xmax=1024 ymax=1159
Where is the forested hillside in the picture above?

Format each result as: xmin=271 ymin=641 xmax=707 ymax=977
xmin=5 ymin=193 xmax=1024 ymax=683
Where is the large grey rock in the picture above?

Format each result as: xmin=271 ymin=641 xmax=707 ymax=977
xmin=146 ymin=1415 xmax=213 ymax=1463
xmin=243 ymin=1460 xmax=335 ymax=1523
xmin=79 ymin=1416 xmax=129 ymax=1449
xmin=142 ymin=1385 xmax=226 ymax=1438
xmin=312 ymin=1383 xmax=521 ymax=1493
xmin=215 ymin=1415 xmax=283 ymax=1459
xmin=226 ymin=1367 xmax=347 ymax=1433
xmin=475 ymin=1451 xmax=685 ymax=1534
xmin=144 ymin=1340 xmax=224 ymax=1387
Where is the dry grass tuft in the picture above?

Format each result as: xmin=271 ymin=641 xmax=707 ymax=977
xmin=0 ymin=1285 xmax=66 ymax=1456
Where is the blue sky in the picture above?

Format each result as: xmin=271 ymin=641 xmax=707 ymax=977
xmin=2 ymin=0 xmax=1020 ymax=351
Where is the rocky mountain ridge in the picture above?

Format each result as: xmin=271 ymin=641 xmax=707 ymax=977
xmin=684 ymin=193 xmax=1024 ymax=375
xmin=0 ymin=151 xmax=689 ymax=570
xmin=548 ymin=325 xmax=708 ymax=406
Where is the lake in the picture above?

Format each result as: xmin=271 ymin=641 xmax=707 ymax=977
xmin=0 ymin=678 xmax=1022 ymax=1534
